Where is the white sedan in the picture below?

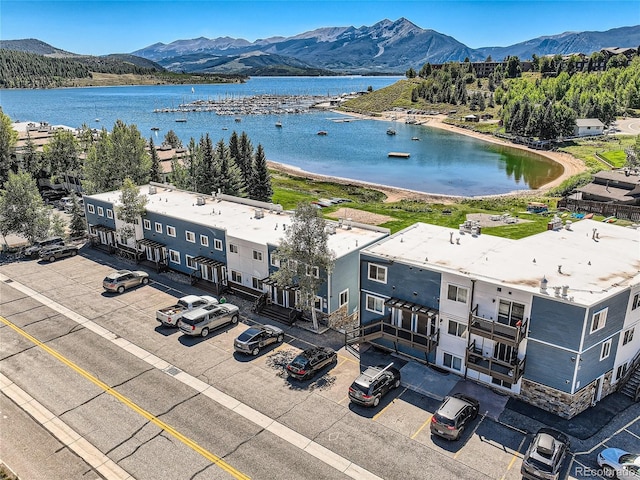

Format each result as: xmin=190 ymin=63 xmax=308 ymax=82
xmin=597 ymin=448 xmax=639 ymax=478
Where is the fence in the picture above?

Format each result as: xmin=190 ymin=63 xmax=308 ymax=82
xmin=558 ymin=198 xmax=640 ymax=222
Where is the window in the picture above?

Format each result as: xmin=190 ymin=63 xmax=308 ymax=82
xmin=491 ymin=377 xmax=512 ymax=389
xmin=270 ymin=255 xmax=280 ymax=267
xmin=87 ymin=204 xmax=95 ymax=214
xmin=213 ymin=238 xmax=222 ymax=250
xmin=97 ymin=206 xmax=104 ymax=216
xmin=591 ymin=308 xmax=608 ymax=333
xmin=368 ymin=264 xmax=387 ymax=283
xmin=339 ymin=289 xmax=349 ymax=307
xmin=155 ymin=222 xmax=162 ymax=234
xmin=447 ymin=319 xmax=467 ymax=338
xmin=443 ymin=352 xmax=462 ymax=371
xmin=169 ymin=249 xmax=180 ymax=264
xmin=365 ymin=294 xmax=384 ymax=314
xmin=306 ymin=265 xmax=319 ymax=278
xmin=615 ymin=363 xmax=628 ymax=381
xmin=185 ymin=231 xmax=195 ymax=243
xmin=252 ymin=277 xmax=263 ymax=290
xmin=229 ymin=244 xmax=238 ymax=254
xmin=106 ymin=209 xmax=113 ymax=219
xmin=143 ymin=219 xmax=151 ymax=230
xmin=314 ymin=296 xmax=322 ymax=311
xmin=166 ymin=226 xmax=176 ymax=237
xmin=200 ymin=235 xmax=209 ymax=247
xmin=623 ymin=328 xmax=634 ymax=346
xmin=231 ymin=271 xmax=242 ymax=283
xmin=186 ymin=255 xmax=196 ymax=269
xmin=600 ymin=339 xmax=612 ymax=360
xmin=498 ymin=300 xmax=525 ymax=327
xmin=447 ymin=284 xmax=468 ymax=303
xmin=633 ymin=293 xmax=640 ymax=311
xmin=253 ymin=250 xmax=263 ymax=261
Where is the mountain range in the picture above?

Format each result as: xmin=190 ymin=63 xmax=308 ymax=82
xmin=131 ymin=19 xmax=640 ymax=74
xmin=4 ymin=19 xmax=639 ymax=76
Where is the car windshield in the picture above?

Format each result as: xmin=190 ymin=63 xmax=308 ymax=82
xmin=238 ymin=329 xmax=260 ymax=342
xmin=290 ymin=356 xmax=309 ymax=369
xmin=621 ymin=454 xmax=639 ymax=464
xmin=104 ymin=276 xmax=115 ymax=282
xmin=433 ymin=413 xmax=455 ymax=427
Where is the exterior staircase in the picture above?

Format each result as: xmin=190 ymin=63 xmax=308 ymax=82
xmin=251 ymin=293 xmax=301 ymax=326
xmin=618 ymin=351 xmax=640 ymax=402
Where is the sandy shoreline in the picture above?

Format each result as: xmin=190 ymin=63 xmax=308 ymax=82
xmin=268 ymin=110 xmax=588 ymax=203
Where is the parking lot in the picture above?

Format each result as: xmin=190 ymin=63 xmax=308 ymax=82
xmin=1 ymin=246 xmax=638 ymax=480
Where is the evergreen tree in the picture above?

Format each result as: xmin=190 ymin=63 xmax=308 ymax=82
xmin=49 ymin=212 xmax=67 ymax=238
xmin=149 ymin=136 xmax=161 ymax=182
xmin=215 ymin=139 xmax=244 ymax=197
xmin=164 ymin=130 xmax=182 ymax=149
xmin=68 ymin=196 xmax=86 ymax=238
xmin=237 ymin=132 xmax=254 ymax=185
xmin=229 ymin=131 xmax=240 ymax=163
xmin=249 ymin=144 xmax=273 ymax=202
xmin=0 ymin=108 xmax=19 ymax=186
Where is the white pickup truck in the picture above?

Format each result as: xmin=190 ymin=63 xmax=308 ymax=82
xmin=156 ymin=294 xmax=218 ymax=327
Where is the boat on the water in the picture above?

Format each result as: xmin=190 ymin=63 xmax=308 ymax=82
xmin=412 ymin=137 xmax=420 ymax=141
xmin=387 ymin=128 xmax=396 ymax=135
xmin=175 ymin=118 xmax=187 ymax=123
xmin=388 ymin=152 xmax=410 ymax=158
xmin=275 ymin=122 xmax=282 ymax=128
xmin=151 ymin=127 xmax=160 ymax=131
xmin=317 ymin=131 xmax=328 ymax=136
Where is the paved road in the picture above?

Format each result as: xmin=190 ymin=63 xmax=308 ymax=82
xmin=1 ymin=250 xmax=638 ymax=480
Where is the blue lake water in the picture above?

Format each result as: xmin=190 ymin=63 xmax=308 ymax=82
xmin=0 ymin=76 xmax=562 ymax=196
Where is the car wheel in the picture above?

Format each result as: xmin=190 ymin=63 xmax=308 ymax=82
xmin=472 ymin=409 xmax=479 ymax=420
xmin=71 ymin=250 xmax=77 ymax=256
xmin=117 ymin=285 xmax=125 ymax=294
xmin=141 ymin=277 xmax=149 ymax=285
xmin=201 ymin=328 xmax=209 ymax=337
xmin=393 ymin=378 xmax=401 ymax=389
xmin=456 ymin=426 xmax=464 ymax=440
xmin=373 ymin=395 xmax=381 ymax=407
xmin=251 ymin=347 xmax=260 ymax=356
xmin=231 ymin=314 xmax=239 ymax=324
xmin=277 ymin=334 xmax=284 ymax=343
xmin=602 ymin=466 xmax=616 ymax=479
xmin=49 ymin=256 xmax=56 ymax=262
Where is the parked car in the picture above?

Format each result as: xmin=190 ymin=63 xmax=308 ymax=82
xmin=39 ymin=244 xmax=79 ymax=262
xmin=286 ymin=346 xmax=337 ymax=381
xmin=348 ymin=363 xmax=401 ymax=407
xmin=521 ymin=428 xmax=570 ymax=480
xmin=156 ymin=294 xmax=218 ymax=327
xmin=40 ymin=188 xmax=67 ymax=204
xmin=430 ymin=392 xmax=480 ymax=441
xmin=597 ymin=448 xmax=640 ymax=479
xmin=234 ymin=324 xmax=284 ymax=355
xmin=58 ymin=196 xmax=75 ymax=210
xmin=103 ymin=269 xmax=149 ymax=293
xmin=24 ymin=236 xmax=65 ymax=258
xmin=178 ymin=303 xmax=240 ymax=337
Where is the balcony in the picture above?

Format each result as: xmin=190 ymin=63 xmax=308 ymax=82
xmin=345 ymin=315 xmax=439 ymax=356
xmin=468 ymin=314 xmax=527 ymax=347
xmin=466 ymin=341 xmax=526 ymax=383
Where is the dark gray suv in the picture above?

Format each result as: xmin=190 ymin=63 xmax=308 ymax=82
xmin=430 ymin=393 xmax=479 ymax=440
xmin=348 ymin=363 xmax=401 ymax=407
xmin=521 ymin=428 xmax=570 ymax=480
xmin=24 ymin=236 xmax=64 ymax=258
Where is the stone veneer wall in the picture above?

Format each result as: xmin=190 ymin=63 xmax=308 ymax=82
xmin=520 ymin=370 xmax=614 ymax=419
xmin=327 ymin=305 xmax=358 ymax=330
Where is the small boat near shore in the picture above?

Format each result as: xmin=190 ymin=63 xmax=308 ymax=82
xmin=387 ymin=128 xmax=396 ymax=135
xmin=151 ymin=127 xmax=160 ymax=131
xmin=388 ymin=152 xmax=410 ymax=158
xmin=175 ymin=118 xmax=187 ymax=123
xmin=412 ymin=137 xmax=420 ymax=141
xmin=275 ymin=122 xmax=282 ymax=128
xmin=317 ymin=130 xmax=328 ymax=136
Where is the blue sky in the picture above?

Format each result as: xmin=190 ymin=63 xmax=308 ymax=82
xmin=2 ymin=0 xmax=638 ymax=55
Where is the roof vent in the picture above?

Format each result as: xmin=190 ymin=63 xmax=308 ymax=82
xmin=553 ymin=286 xmax=562 ymax=297
xmin=254 ymin=209 xmax=264 ymax=219
xmin=562 ymin=285 xmax=569 ymax=298
xmin=148 ymin=186 xmax=157 ymax=195
xmin=326 ymin=224 xmax=336 ymax=235
xmin=196 ymin=196 xmax=206 ymax=206
xmin=540 ymin=277 xmax=548 ymax=293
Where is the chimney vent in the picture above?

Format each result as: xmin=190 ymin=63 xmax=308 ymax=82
xmin=562 ymin=285 xmax=569 ymax=298
xmin=540 ymin=277 xmax=548 ymax=293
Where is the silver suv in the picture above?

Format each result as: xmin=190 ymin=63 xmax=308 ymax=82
xmin=430 ymin=393 xmax=479 ymax=440
xmin=179 ymin=303 xmax=240 ymax=337
xmin=103 ymin=269 xmax=149 ymax=293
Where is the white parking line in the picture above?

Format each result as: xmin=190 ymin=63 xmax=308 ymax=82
xmin=573 ymin=415 xmax=640 ymax=455
xmin=0 ymin=273 xmax=383 ymax=480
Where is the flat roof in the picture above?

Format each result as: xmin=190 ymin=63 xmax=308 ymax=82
xmin=363 ymin=220 xmax=640 ymax=306
xmin=87 ymin=185 xmax=387 ymax=258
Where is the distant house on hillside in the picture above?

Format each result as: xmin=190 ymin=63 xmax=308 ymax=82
xmin=574 ymin=118 xmax=605 ymax=137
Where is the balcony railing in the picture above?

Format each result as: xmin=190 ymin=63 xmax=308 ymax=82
xmin=345 ymin=315 xmax=439 ymax=355
xmin=466 ymin=341 xmax=526 ymax=383
xmin=468 ymin=314 xmax=527 ymax=346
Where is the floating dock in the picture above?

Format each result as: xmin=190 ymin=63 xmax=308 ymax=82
xmin=388 ymin=152 xmax=410 ymax=158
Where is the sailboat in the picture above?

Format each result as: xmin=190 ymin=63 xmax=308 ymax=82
xmin=94 ymin=106 xmax=100 ymax=123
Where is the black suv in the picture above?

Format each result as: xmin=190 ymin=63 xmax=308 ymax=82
xmin=430 ymin=393 xmax=480 ymax=440
xmin=24 ymin=236 xmax=65 ymax=258
xmin=521 ymin=428 xmax=570 ymax=480
xmin=348 ymin=363 xmax=401 ymax=407
xmin=286 ymin=346 xmax=336 ymax=380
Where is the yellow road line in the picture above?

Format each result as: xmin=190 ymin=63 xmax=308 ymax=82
xmin=338 ymin=395 xmax=350 ymax=405
xmin=411 ymin=415 xmax=433 ymax=439
xmin=337 ymin=354 xmax=359 ymax=365
xmin=0 ymin=316 xmax=250 ymax=480
xmin=500 ymin=436 xmax=527 ymax=480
